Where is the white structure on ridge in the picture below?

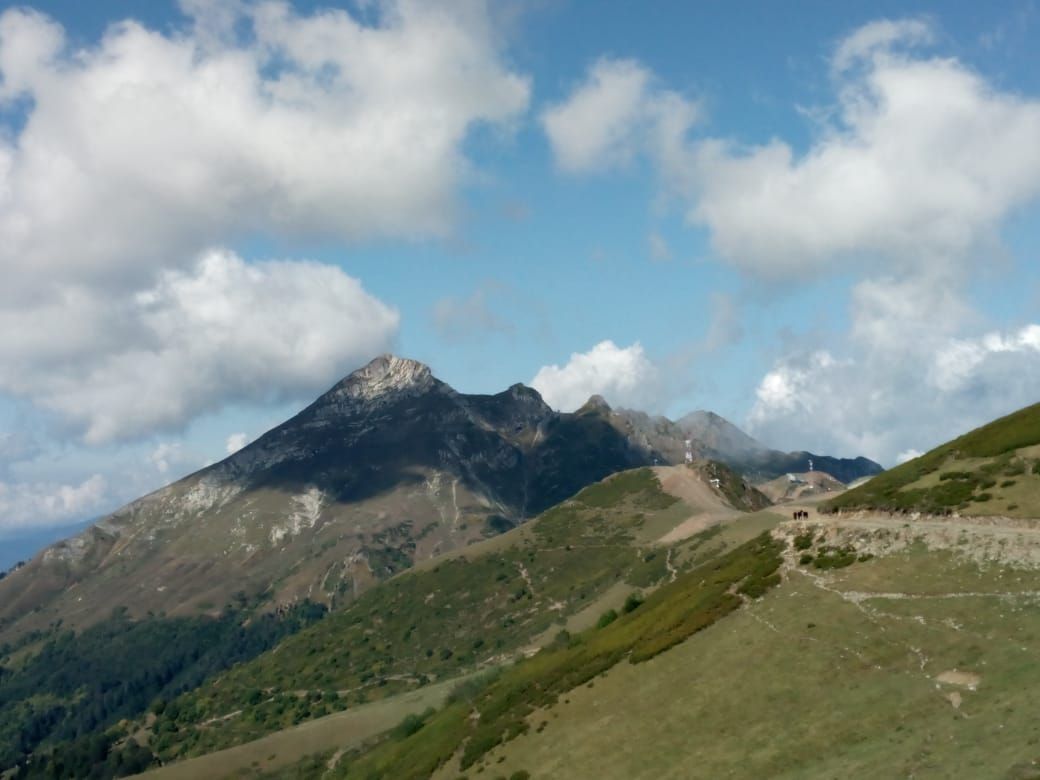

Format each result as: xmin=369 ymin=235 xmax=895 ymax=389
xmin=684 ymin=439 xmax=693 ymax=463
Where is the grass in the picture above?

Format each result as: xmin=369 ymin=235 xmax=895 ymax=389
xmin=325 ymin=532 xmax=783 ymax=779
xmin=143 ymin=469 xmax=691 ymax=762
xmin=137 ymin=677 xmax=465 ymax=780
xmin=462 ymin=545 xmax=1040 ymax=779
xmin=576 ymin=468 xmax=678 ymax=510
xmin=823 ymin=401 xmax=1040 ymax=515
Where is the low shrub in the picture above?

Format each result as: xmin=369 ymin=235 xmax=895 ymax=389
xmin=813 ymin=548 xmax=857 ymax=570
xmin=622 ymin=592 xmax=644 ymax=614
xmin=793 ymin=532 xmax=814 ymax=551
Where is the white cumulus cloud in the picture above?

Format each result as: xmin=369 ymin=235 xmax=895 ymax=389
xmin=225 ymin=432 xmax=249 ymax=455
xmin=549 ymin=21 xmax=1040 ymax=464
xmin=148 ymin=442 xmax=183 ymax=475
xmin=0 ymin=1 xmax=529 ymax=444
xmin=0 ymin=249 xmax=399 ymax=443
xmin=531 ymin=340 xmax=660 ymax=412
xmin=831 ymin=18 xmax=934 ymax=73
xmin=541 ymin=58 xmax=697 ymax=175
xmin=748 ymin=319 xmax=1040 ymax=465
xmin=0 ymin=2 xmax=530 ymax=295
xmin=0 ymin=474 xmax=109 ymax=532
xmin=691 ymin=21 xmax=1040 ymax=277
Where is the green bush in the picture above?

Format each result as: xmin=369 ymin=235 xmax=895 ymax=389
xmin=793 ymin=532 xmax=814 ymax=551
xmin=738 ymin=572 xmax=781 ymax=599
xmin=813 ymin=549 xmax=857 ymax=570
xmin=798 ymin=553 xmax=814 ymax=566
xmin=622 ymin=592 xmax=644 ymax=614
xmin=394 ymin=709 xmax=435 ymax=739
xmin=596 ymin=610 xmax=619 ymax=629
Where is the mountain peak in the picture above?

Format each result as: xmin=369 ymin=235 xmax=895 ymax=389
xmin=329 ymin=354 xmax=436 ymax=403
xmin=577 ymin=394 xmax=612 ymax=415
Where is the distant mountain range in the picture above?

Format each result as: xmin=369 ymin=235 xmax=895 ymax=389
xmin=0 ymin=355 xmax=880 ymax=642
xmin=606 ymin=406 xmax=881 ymax=484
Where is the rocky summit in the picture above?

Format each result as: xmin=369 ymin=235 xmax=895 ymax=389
xmin=0 ymin=356 xmax=654 ymax=640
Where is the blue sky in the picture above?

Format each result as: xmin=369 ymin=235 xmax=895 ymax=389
xmin=2 ymin=0 xmax=1040 ymax=536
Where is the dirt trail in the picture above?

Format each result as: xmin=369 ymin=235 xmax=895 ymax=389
xmin=652 ymin=466 xmax=741 ymax=544
xmin=777 ymin=510 xmax=1040 ymax=568
xmin=516 ymin=562 xmax=537 ymax=596
xmin=653 ymin=466 xmax=731 ymax=509
xmin=665 ymin=548 xmax=678 ymax=583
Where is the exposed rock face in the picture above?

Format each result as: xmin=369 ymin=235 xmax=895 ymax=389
xmin=0 ymin=356 xmax=652 ymax=639
xmin=318 ymin=355 xmax=437 ymax=410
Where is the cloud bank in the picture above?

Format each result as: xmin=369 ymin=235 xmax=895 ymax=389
xmin=531 ymin=340 xmax=660 ymax=412
xmin=0 ymin=1 xmax=528 ymax=442
xmin=541 ymin=57 xmax=697 ymax=176
xmin=0 ymin=474 xmax=109 ymax=532
xmin=0 ymin=249 xmax=399 ymax=442
xmin=0 ymin=2 xmax=529 ymax=292
xmin=545 ymin=20 xmax=1040 ymax=463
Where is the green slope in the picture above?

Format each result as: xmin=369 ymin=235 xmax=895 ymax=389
xmin=122 ymin=467 xmax=769 ymax=767
xmin=323 ymin=530 xmax=784 ymax=780
xmin=823 ymin=401 xmax=1040 ymax=515
xmin=435 ymin=545 xmax=1040 ymax=780
xmin=250 ymin=520 xmax=1040 ymax=780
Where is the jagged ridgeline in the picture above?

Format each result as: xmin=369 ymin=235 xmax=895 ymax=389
xmin=0 ymin=356 xmax=660 ymax=642
xmin=823 ymin=401 xmax=1040 ymax=515
xmin=0 ymin=355 xmax=878 ymax=646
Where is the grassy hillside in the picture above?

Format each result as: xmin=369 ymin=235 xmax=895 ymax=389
xmin=2 ymin=465 xmax=777 ymax=778
xmin=177 ymin=506 xmax=1040 ymax=780
xmin=442 ymin=542 xmax=1040 ymax=779
xmin=326 ymin=531 xmax=784 ymax=780
xmin=121 ymin=467 xmax=766 ymax=767
xmin=823 ymin=401 xmax=1040 ymax=515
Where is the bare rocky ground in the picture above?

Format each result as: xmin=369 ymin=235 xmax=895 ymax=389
xmin=774 ymin=506 xmax=1040 ymax=569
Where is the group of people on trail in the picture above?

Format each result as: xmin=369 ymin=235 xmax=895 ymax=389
xmin=792 ymin=509 xmax=810 ymax=519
